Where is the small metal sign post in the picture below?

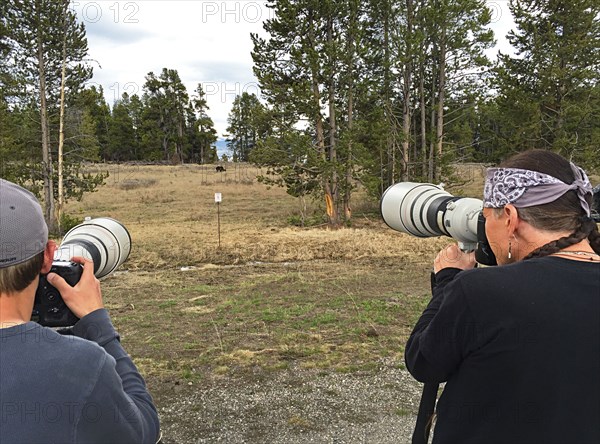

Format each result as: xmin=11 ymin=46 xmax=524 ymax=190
xmin=215 ymin=193 xmax=222 ymax=248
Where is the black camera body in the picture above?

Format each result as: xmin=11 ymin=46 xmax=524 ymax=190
xmin=33 ymin=261 xmax=82 ymax=327
xmin=30 ymin=217 xmax=132 ymax=328
xmin=592 ymin=185 xmax=600 ymax=222
xmin=475 ymin=212 xmax=497 ymax=265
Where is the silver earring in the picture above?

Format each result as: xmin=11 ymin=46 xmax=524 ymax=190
xmin=508 ymin=240 xmax=512 ymax=259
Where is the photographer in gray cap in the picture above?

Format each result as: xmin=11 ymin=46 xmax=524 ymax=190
xmin=0 ymin=179 xmax=160 ymax=443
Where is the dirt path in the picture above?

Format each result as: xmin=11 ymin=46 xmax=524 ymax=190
xmin=156 ymin=359 xmax=424 ymax=444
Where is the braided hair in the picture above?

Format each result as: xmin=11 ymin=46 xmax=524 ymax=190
xmin=496 ymin=150 xmax=600 ymax=260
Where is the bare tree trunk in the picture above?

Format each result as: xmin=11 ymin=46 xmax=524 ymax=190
xmin=435 ymin=27 xmax=447 ymax=181
xmin=401 ymin=87 xmax=411 ymax=181
xmin=344 ymin=0 xmax=358 ymax=220
xmin=308 ymin=12 xmax=338 ymax=227
xmin=401 ymin=0 xmax=414 ymax=181
xmin=344 ymin=51 xmax=354 ymax=220
xmin=177 ymin=117 xmax=184 ymax=164
xmin=162 ymin=134 xmax=169 ymax=161
xmin=428 ymin=60 xmax=437 ymax=182
xmin=420 ymin=59 xmax=427 ymax=179
xmin=57 ymin=1 xmax=68 ymax=232
xmin=37 ymin=16 xmax=57 ymax=233
xmin=315 ymin=80 xmax=338 ymax=227
xmin=389 ymin=108 xmax=396 ymax=185
xmin=383 ymin=2 xmax=395 ymax=189
xmin=327 ymin=17 xmax=339 ymax=227
xmin=412 ymin=107 xmax=418 ymax=175
xmin=199 ymin=124 xmax=205 ymax=164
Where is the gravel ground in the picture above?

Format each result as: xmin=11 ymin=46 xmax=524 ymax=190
xmin=157 ymin=360 xmax=426 ymax=444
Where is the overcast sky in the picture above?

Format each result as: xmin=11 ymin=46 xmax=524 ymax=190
xmin=73 ymin=1 xmax=516 ymax=139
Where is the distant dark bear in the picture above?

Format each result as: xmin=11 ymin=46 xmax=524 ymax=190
xmin=216 ymin=166 xmax=226 ymax=172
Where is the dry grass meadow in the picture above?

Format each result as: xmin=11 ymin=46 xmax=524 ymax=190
xmin=65 ymin=163 xmax=472 ymax=374
xmin=61 ymin=162 xmax=599 ymax=441
xmin=62 ymin=162 xmax=484 ymax=440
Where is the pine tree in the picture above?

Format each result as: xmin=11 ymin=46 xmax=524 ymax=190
xmin=226 ymin=92 xmax=267 ymax=162
xmin=251 ymin=0 xmax=495 ymax=215
xmin=426 ymin=0 xmax=494 ymax=179
xmin=494 ymin=0 xmax=600 ymax=166
xmin=162 ymin=69 xmax=188 ymax=163
xmin=5 ymin=0 xmax=94 ymax=232
xmin=141 ymin=68 xmax=190 ymax=163
xmin=72 ymin=86 xmax=111 ymax=160
xmin=0 ymin=2 xmax=14 ymax=98
xmin=107 ymin=93 xmax=138 ymax=161
xmin=190 ymin=84 xmax=218 ymax=164
xmin=252 ymin=0 xmax=350 ymax=226
xmin=126 ymin=94 xmax=145 ymax=160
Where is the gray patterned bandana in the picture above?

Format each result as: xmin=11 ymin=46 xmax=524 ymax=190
xmin=483 ymin=163 xmax=593 ymax=216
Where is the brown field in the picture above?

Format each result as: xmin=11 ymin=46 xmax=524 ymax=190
xmin=62 ymin=162 xmax=562 ymax=442
xmin=66 ymin=163 xmax=456 ymax=376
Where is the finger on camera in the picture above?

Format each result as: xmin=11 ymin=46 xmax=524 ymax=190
xmin=69 ymin=256 xmax=94 ymax=271
xmin=46 ymin=272 xmax=71 ymax=292
xmin=435 ymin=245 xmax=475 ymax=271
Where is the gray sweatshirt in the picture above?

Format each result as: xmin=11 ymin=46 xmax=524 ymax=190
xmin=0 ymin=309 xmax=160 ymax=443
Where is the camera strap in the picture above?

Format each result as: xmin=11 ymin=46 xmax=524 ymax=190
xmin=412 ymin=382 xmax=438 ymax=444
xmin=411 ymin=271 xmax=442 ymax=443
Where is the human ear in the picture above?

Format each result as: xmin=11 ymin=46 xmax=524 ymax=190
xmin=40 ymin=240 xmax=57 ymax=274
xmin=504 ymin=204 xmax=520 ymax=237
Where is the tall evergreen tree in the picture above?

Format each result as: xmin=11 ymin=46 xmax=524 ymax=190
xmin=107 ymin=93 xmax=138 ymax=161
xmin=425 ymin=0 xmax=494 ymax=179
xmin=252 ymin=0 xmax=495 ymax=222
xmin=4 ymin=0 xmax=96 ymax=232
xmin=0 ymin=2 xmax=14 ymax=99
xmin=359 ymin=0 xmax=397 ymax=194
xmin=189 ymin=84 xmax=218 ymax=164
xmin=252 ymin=0 xmax=352 ymax=226
xmin=162 ymin=69 xmax=188 ymax=163
xmin=141 ymin=68 xmax=189 ymax=163
xmin=226 ymin=92 xmax=267 ymax=162
xmin=493 ymin=0 xmax=600 ymax=166
xmin=72 ymin=86 xmax=111 ymax=160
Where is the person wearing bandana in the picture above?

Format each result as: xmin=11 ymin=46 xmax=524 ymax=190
xmin=405 ymin=149 xmax=600 ymax=443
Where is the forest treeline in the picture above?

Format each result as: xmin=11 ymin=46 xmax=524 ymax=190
xmin=1 ymin=0 xmax=599 ymax=229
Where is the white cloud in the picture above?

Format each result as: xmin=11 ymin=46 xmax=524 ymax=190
xmin=75 ymin=0 xmax=516 ymax=138
xmin=75 ymin=0 xmax=269 ymax=137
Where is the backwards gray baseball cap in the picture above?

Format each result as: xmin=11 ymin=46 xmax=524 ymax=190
xmin=0 ymin=179 xmax=48 ymax=268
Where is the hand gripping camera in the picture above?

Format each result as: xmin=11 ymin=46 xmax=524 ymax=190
xmin=380 ymin=182 xmax=497 ymax=266
xmin=33 ymin=217 xmax=131 ymax=327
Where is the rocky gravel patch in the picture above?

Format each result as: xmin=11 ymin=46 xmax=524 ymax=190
xmin=157 ymin=360 xmax=425 ymax=444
